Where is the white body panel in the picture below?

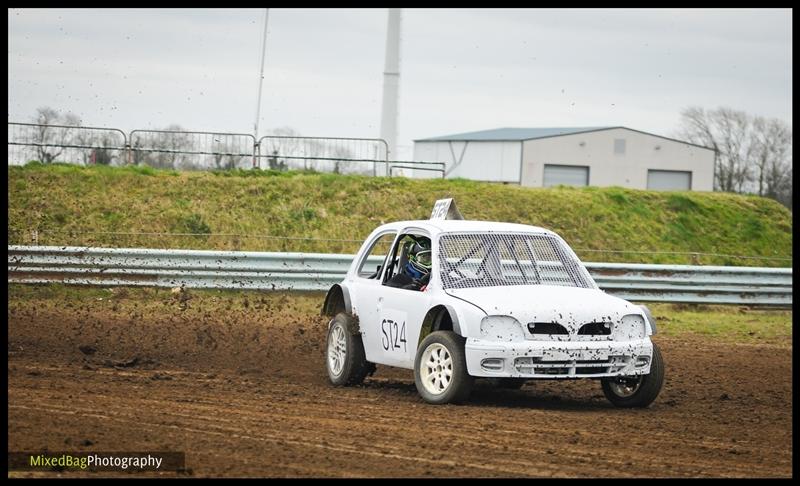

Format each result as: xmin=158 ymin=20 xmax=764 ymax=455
xmin=350 ymin=277 xmax=387 ymax=364
xmin=446 ymin=285 xmax=642 ymax=331
xmin=339 ymin=219 xmax=656 ymax=377
xmin=375 ymin=286 xmax=431 ymax=367
xmin=447 ymin=285 xmax=654 ymax=377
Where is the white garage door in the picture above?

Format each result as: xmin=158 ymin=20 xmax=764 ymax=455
xmin=647 ymin=170 xmax=692 ymax=190
xmin=543 ymin=164 xmax=589 ymax=187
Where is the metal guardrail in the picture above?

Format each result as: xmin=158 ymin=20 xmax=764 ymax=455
xmin=7 ymin=246 xmax=793 ymax=306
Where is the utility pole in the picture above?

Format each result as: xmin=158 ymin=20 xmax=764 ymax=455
xmin=253 ymin=8 xmax=269 ymax=168
xmin=379 ymin=8 xmax=401 ymax=175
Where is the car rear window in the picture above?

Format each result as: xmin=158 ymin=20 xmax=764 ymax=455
xmin=438 ymin=232 xmax=595 ymax=290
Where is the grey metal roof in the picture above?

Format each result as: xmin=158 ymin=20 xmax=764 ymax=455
xmin=415 ymin=127 xmax=614 ymax=142
xmin=414 ymin=126 xmax=716 ymax=151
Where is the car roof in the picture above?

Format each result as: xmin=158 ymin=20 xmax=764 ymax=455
xmin=373 ymin=219 xmax=558 ymax=237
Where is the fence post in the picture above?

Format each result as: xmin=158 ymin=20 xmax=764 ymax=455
xmin=253 ymin=141 xmax=260 ymax=169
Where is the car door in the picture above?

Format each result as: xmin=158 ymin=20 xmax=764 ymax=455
xmin=348 ymin=230 xmax=397 ymax=364
xmin=374 ymin=229 xmax=433 ymax=369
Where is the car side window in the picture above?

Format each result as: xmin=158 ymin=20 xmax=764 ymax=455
xmin=356 ymin=233 xmax=396 ymax=279
xmin=382 ymin=232 xmax=430 ymax=290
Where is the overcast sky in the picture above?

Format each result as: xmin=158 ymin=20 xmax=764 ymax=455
xmin=8 ymin=8 xmax=793 ymax=160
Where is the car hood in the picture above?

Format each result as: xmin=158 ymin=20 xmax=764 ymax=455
xmin=445 ymin=285 xmax=640 ymax=331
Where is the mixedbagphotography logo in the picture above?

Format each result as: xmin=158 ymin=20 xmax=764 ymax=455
xmin=8 ymin=451 xmax=186 ymax=472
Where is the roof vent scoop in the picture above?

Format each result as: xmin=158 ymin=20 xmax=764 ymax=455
xmin=430 ymin=198 xmax=464 ymax=221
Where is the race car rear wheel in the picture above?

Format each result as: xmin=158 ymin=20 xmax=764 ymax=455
xmin=601 ymin=342 xmax=665 ymax=408
xmin=414 ymin=331 xmax=473 ymax=404
xmin=326 ymin=313 xmax=372 ymax=386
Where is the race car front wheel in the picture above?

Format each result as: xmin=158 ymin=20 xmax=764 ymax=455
xmin=601 ymin=342 xmax=665 ymax=408
xmin=414 ymin=331 xmax=473 ymax=404
xmin=326 ymin=313 xmax=372 ymax=386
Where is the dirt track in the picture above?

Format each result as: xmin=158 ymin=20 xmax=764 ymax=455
xmin=7 ymin=288 xmax=793 ymax=477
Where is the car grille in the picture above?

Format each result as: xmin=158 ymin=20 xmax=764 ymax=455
xmin=514 ymin=356 xmax=629 ymax=377
xmin=525 ymin=320 xmax=615 ymax=341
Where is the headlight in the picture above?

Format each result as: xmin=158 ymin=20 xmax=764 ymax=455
xmin=640 ymin=305 xmax=657 ymax=335
xmin=615 ymin=314 xmax=646 ymax=340
xmin=479 ymin=315 xmax=525 ymax=342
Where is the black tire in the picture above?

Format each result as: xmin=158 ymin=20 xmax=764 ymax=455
xmin=326 ymin=313 xmax=372 ymax=386
xmin=601 ymin=342 xmax=665 ymax=408
xmin=414 ymin=331 xmax=473 ymax=404
xmin=486 ymin=378 xmax=527 ymax=390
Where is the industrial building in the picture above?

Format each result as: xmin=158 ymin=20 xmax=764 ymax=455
xmin=411 ymin=127 xmax=715 ymax=191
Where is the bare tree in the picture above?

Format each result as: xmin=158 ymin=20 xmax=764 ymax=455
xmin=329 ymin=145 xmax=354 ymax=174
xmin=677 ymin=106 xmax=792 ymax=209
xmin=301 ymin=138 xmax=325 ymax=172
xmin=677 ymin=107 xmax=755 ymax=192
xmin=752 ymin=117 xmax=792 ymax=200
xmin=264 ymin=127 xmax=304 ymax=170
xmin=89 ymin=133 xmax=121 ymax=166
xmin=134 ymin=124 xmax=192 ymax=170
xmin=31 ymin=107 xmax=82 ymax=163
xmin=68 ymin=121 xmax=119 ymax=167
xmin=765 ymin=158 xmax=792 ymax=209
xmin=266 ymin=149 xmax=287 ymax=171
xmin=211 ymin=139 xmax=247 ymax=170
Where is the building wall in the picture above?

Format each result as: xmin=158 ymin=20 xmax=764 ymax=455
xmin=412 ymin=140 xmax=522 ymax=182
xmin=519 ymin=128 xmax=715 ymax=190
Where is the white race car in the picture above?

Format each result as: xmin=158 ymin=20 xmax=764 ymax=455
xmin=322 ymin=199 xmax=664 ymax=407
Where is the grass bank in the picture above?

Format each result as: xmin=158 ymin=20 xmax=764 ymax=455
xmin=7 ymin=163 xmax=792 ymax=266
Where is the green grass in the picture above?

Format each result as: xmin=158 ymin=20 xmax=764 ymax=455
xmin=649 ymin=303 xmax=792 ymax=346
xmin=7 ymin=162 xmax=793 ymax=266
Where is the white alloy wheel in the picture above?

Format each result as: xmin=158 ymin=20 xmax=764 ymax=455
xmin=327 ymin=321 xmax=347 ymax=378
xmin=420 ymin=343 xmax=454 ymax=395
xmin=414 ymin=331 xmax=473 ymax=404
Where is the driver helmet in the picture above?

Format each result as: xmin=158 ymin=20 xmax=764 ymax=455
xmin=405 ymin=237 xmax=432 ymax=278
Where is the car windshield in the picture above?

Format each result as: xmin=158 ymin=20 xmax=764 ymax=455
xmin=438 ymin=232 xmax=596 ymax=290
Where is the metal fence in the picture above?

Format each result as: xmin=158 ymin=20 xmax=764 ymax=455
xmin=7 ymin=246 xmax=793 ymax=306
xmin=8 ymin=122 xmax=445 ymax=177
xmin=256 ymin=135 xmax=388 ymax=175
xmin=8 ymin=122 xmax=127 ymax=167
xmin=129 ymin=129 xmax=256 ymax=170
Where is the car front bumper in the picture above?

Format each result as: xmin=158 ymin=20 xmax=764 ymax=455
xmin=464 ymin=337 xmax=654 ymax=379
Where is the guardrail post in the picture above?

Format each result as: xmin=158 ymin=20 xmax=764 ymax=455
xmin=30 ymin=230 xmax=38 ymax=245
